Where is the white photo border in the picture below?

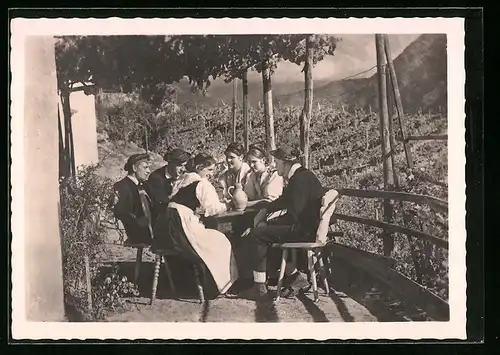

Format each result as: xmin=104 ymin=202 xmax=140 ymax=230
xmin=10 ymin=17 xmax=466 ymax=340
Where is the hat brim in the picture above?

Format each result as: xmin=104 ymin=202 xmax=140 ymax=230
xmin=124 ymin=154 xmax=150 ymax=171
xmin=270 ymin=149 xmax=298 ymax=162
xmin=164 ymin=150 xmax=191 ymax=163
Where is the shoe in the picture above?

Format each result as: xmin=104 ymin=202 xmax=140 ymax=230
xmin=283 ymin=272 xmax=310 ymax=290
xmin=239 ymin=284 xmax=269 ymax=301
xmin=280 ymin=272 xmax=310 ymax=298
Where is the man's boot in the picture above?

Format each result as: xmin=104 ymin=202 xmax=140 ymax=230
xmin=281 ymin=271 xmax=310 ymax=298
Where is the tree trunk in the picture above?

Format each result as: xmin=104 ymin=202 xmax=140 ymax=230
xmin=242 ymin=70 xmax=249 ymax=151
xmin=299 ymin=36 xmax=314 ymax=169
xmin=375 ymin=34 xmax=395 ymax=257
xmin=232 ymin=78 xmax=237 ymax=142
xmin=262 ymin=62 xmax=276 ymax=158
xmin=21 ymin=36 xmax=66 ymax=323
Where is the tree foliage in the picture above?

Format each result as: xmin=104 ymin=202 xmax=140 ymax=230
xmin=177 ymin=34 xmax=340 ymax=83
xmin=55 ymin=34 xmax=339 ymax=93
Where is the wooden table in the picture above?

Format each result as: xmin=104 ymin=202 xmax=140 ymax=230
xmin=203 ymin=207 xmax=259 ymax=235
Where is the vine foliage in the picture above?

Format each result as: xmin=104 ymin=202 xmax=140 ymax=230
xmin=59 ymin=163 xmax=138 ymax=320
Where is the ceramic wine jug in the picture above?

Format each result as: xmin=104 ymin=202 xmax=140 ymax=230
xmin=228 ymin=183 xmax=248 ymax=211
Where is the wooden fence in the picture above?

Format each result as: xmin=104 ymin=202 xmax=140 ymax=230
xmin=326 ymin=187 xmax=449 ymax=320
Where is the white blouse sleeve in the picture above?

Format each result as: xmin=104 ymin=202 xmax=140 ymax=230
xmin=263 ymin=172 xmax=284 ymax=202
xmin=196 ymin=179 xmax=228 ymax=217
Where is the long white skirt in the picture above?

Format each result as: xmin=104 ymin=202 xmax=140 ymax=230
xmin=168 ymin=202 xmax=239 ymax=294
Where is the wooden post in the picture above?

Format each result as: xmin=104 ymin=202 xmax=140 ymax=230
xmin=84 ymin=255 xmax=93 ymax=312
xmin=95 ymin=87 xmax=105 ymax=123
xmin=300 ymin=35 xmax=314 ymax=169
xmin=242 ymin=70 xmax=249 ymax=151
xmin=386 ymin=66 xmax=400 ymax=189
xmin=384 ymin=35 xmax=414 ymax=169
xmin=144 ymin=125 xmax=149 ymax=153
xmin=262 ymin=61 xmax=276 ymax=158
xmin=60 ymin=89 xmax=76 ymax=177
xmin=365 ymin=126 xmax=369 ymax=150
xmin=232 ymin=78 xmax=237 ymax=142
xmin=375 ymin=34 xmax=395 ymax=257
xmin=82 ymin=222 xmax=93 ymax=314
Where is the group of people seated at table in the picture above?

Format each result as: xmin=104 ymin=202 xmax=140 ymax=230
xmin=112 ymin=141 xmax=333 ymax=301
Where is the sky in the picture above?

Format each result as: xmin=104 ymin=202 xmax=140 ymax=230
xmin=212 ymin=34 xmax=421 ymax=86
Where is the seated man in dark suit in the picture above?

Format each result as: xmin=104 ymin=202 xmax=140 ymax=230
xmin=112 ymin=153 xmax=154 ymax=245
xmin=147 ymin=148 xmax=190 ymax=215
xmin=240 ymin=145 xmax=327 ymax=300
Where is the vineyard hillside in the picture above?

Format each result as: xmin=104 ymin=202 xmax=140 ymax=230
xmin=278 ymin=34 xmax=447 ymax=114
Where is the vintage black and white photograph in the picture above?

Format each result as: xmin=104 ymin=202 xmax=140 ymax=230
xmin=11 ymin=18 xmax=466 ymax=339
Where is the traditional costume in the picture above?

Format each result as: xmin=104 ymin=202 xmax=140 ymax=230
xmin=244 ymin=167 xmax=284 ymax=202
xmin=243 ymin=146 xmax=327 ymax=299
xmin=153 ymin=172 xmax=239 ymax=294
xmin=219 ymin=162 xmax=252 ymax=199
xmin=112 ymin=154 xmax=154 ymax=245
xmin=147 ymin=149 xmax=190 ymax=214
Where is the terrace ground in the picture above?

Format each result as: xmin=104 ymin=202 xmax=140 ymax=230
xmin=99 ymin=239 xmax=430 ymax=323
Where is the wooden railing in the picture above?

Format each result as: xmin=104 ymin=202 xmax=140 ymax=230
xmin=336 ymin=188 xmax=448 ymax=213
xmin=329 ymin=188 xmax=448 ymax=249
xmin=402 ymin=134 xmax=447 ymax=142
xmin=326 ymin=187 xmax=449 ymax=320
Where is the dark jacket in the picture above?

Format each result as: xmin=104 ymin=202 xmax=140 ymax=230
xmin=148 ymin=166 xmax=175 ymax=213
xmin=112 ymin=177 xmax=154 ymax=245
xmin=266 ymin=167 xmax=326 ymax=236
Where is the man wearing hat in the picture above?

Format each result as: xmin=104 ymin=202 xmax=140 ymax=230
xmin=241 ymin=144 xmax=327 ymax=300
xmin=112 ymin=153 xmax=154 ymax=245
xmin=147 ymin=148 xmax=191 ymax=214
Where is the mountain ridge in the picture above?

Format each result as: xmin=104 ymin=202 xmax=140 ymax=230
xmin=152 ymin=34 xmax=447 ymax=114
xmin=277 ymin=34 xmax=447 ymax=114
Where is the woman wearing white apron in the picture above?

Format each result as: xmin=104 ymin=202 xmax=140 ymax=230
xmin=152 ymin=153 xmax=239 ymax=297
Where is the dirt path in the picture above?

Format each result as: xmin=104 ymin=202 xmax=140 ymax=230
xmin=106 ymin=291 xmax=376 ymax=323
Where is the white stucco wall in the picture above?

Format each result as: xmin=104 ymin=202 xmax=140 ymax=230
xmin=69 ymin=88 xmax=99 ymax=168
xmin=58 ymin=86 xmax=99 ymax=169
xmin=23 ymin=36 xmax=66 ymax=321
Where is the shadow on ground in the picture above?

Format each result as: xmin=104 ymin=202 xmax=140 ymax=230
xmin=97 ymin=247 xmax=429 ymax=322
xmin=296 ymin=291 xmax=330 ymax=322
xmin=99 ymin=256 xmax=217 ymax=301
xmin=326 ymin=257 xmax=408 ymax=322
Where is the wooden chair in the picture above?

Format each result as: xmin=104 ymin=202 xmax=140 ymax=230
xmin=123 ymin=242 xmax=150 ymax=285
xmin=150 ymin=248 xmax=206 ymax=305
xmin=117 ymin=218 xmax=152 ymax=285
xmin=272 ymin=189 xmax=341 ymax=303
